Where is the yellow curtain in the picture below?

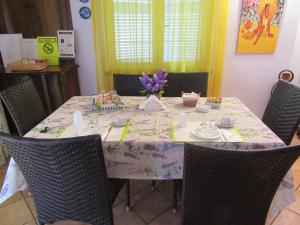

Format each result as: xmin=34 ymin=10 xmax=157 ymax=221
xmin=92 ymin=0 xmax=228 ymax=96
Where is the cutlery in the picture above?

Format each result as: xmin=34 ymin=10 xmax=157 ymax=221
xmin=221 ymin=130 xmax=227 ymax=142
xmin=103 ymin=126 xmax=112 ymax=141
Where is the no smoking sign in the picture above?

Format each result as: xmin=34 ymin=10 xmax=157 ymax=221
xmin=43 ymin=43 xmax=54 ymax=54
xmin=37 ymin=37 xmax=59 ymax=65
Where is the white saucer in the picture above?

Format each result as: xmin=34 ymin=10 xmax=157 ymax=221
xmin=191 ymin=127 xmax=221 ymax=140
xmin=216 ymin=121 xmax=234 ymax=129
xmin=111 ymin=118 xmax=128 ymax=127
xmin=196 ymin=105 xmax=211 ymax=113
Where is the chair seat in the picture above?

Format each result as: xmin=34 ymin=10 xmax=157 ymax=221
xmin=108 ymin=178 xmax=125 ymax=205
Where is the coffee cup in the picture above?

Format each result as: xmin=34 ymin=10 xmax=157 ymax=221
xmin=220 ymin=117 xmax=232 ymax=126
xmin=73 ymin=111 xmax=83 ymax=127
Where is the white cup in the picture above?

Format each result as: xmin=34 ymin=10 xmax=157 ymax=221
xmin=112 ymin=117 xmax=127 ymax=127
xmin=73 ymin=111 xmax=83 ymax=127
xmin=177 ymin=113 xmax=187 ymax=128
xmin=220 ymin=117 xmax=232 ymax=126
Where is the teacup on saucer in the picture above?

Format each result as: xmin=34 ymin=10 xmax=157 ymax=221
xmin=111 ymin=117 xmax=128 ymax=127
xmin=196 ymin=104 xmax=211 ymax=113
xmin=217 ymin=117 xmax=234 ymax=128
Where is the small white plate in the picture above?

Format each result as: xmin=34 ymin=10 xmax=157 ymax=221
xmin=196 ymin=105 xmax=211 ymax=113
xmin=192 ymin=127 xmax=221 ymax=140
xmin=111 ymin=118 xmax=128 ymax=127
xmin=216 ymin=121 xmax=234 ymax=129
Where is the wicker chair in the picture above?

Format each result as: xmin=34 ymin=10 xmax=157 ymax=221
xmin=262 ymin=80 xmax=300 ymax=145
xmin=113 ymin=74 xmax=144 ymax=96
xmin=0 ymin=78 xmax=47 ymax=136
xmin=181 ymin=143 xmax=300 ymax=225
xmin=113 ymin=73 xmax=208 ymax=97
xmin=164 ymin=72 xmax=208 ymax=97
xmin=0 ymin=132 xmax=125 ymax=225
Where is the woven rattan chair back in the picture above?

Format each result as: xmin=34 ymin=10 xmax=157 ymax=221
xmin=113 ymin=73 xmax=208 ymax=97
xmin=163 ymin=73 xmax=208 ymax=97
xmin=0 ymin=133 xmax=114 ymax=225
xmin=182 ymin=143 xmax=300 ymax=225
xmin=262 ymin=80 xmax=300 ymax=145
xmin=113 ymin=74 xmax=144 ymax=96
xmin=0 ymin=78 xmax=47 ymax=136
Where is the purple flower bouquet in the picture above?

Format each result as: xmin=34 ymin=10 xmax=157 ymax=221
xmin=139 ymin=69 xmax=168 ymax=98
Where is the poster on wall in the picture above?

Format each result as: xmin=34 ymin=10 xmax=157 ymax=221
xmin=236 ymin=0 xmax=285 ymax=54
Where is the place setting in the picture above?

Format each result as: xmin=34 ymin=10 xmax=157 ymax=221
xmin=172 ymin=116 xmax=242 ymax=143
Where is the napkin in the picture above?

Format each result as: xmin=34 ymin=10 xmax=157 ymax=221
xmin=139 ymin=95 xmax=166 ymax=111
xmin=222 ymin=128 xmax=244 ymax=142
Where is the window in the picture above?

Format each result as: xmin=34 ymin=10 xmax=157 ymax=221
xmin=113 ymin=0 xmax=203 ymax=63
xmin=113 ymin=0 xmax=152 ymax=61
xmin=164 ymin=0 xmax=202 ymax=61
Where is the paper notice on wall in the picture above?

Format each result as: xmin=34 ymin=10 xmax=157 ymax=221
xmin=20 ymin=39 xmax=38 ymax=59
xmin=37 ymin=37 xmax=59 ymax=65
xmin=57 ymin=30 xmax=75 ymax=58
xmin=0 ymin=34 xmax=23 ymax=67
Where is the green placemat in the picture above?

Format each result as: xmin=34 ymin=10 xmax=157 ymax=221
xmin=170 ymin=122 xmax=175 ymax=142
xmin=120 ymin=121 xmax=130 ymax=142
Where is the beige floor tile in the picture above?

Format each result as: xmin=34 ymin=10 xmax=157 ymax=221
xmin=292 ymin=158 xmax=300 ymax=172
xmin=113 ymin=204 xmax=145 ymax=225
xmin=22 ymin=189 xmax=31 ymax=198
xmin=25 ymin=196 xmax=37 ymax=218
xmin=131 ymin=187 xmax=172 ymax=223
xmin=0 ymin=192 xmax=23 ymax=208
xmin=118 ymin=180 xmax=151 ymax=201
xmin=0 ymin=199 xmax=34 ymax=225
xmin=291 ymin=134 xmax=300 ymax=145
xmin=113 ymin=197 xmax=123 ymax=208
xmin=0 ymin=165 xmax=7 ymax=187
xmin=149 ymin=207 xmax=180 ymax=225
xmin=156 ymin=180 xmax=181 ymax=201
xmin=24 ymin=220 xmax=37 ymax=225
xmin=292 ymin=170 xmax=300 ymax=190
xmin=287 ymin=187 xmax=300 ymax=214
xmin=272 ymin=209 xmax=300 ymax=225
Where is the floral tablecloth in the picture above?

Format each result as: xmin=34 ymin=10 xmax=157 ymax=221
xmin=0 ymin=96 xmax=295 ymax=223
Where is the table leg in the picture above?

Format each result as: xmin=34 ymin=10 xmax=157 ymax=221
xmin=173 ymin=180 xmax=178 ymax=213
xmin=151 ymin=180 xmax=156 ymax=190
xmin=125 ymin=180 xmax=131 ymax=212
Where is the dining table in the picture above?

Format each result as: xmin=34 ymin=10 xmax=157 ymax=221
xmin=0 ymin=96 xmax=296 ymax=224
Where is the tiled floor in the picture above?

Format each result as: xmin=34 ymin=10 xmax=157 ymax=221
xmin=1 ymin=135 xmax=300 ymax=225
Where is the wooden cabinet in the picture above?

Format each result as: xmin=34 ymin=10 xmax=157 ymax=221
xmin=0 ymin=0 xmax=72 ymax=37
xmin=0 ymin=63 xmax=80 ymax=113
xmin=0 ymin=0 xmax=80 ymax=113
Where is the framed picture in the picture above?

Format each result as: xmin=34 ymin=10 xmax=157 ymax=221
xmin=237 ymin=0 xmax=285 ymax=54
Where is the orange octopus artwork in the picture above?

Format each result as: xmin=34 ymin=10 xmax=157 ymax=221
xmin=237 ymin=0 xmax=285 ymax=54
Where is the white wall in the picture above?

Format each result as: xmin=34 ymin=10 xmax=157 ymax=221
xmin=70 ymin=0 xmax=97 ymax=96
xmin=222 ymin=0 xmax=300 ymax=118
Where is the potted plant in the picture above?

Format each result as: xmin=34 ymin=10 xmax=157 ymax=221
xmin=139 ymin=69 xmax=168 ymax=99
